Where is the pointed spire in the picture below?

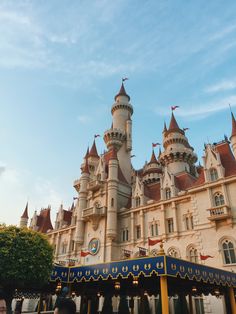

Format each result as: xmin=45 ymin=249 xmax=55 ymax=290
xmin=149 ymin=150 xmax=158 ymax=164
xmin=21 ymin=202 xmax=29 ymax=219
xmin=114 ymin=83 xmax=130 ymax=101
xmin=85 ymin=146 xmax=89 ymax=158
xmin=168 ymin=112 xmax=181 ymax=131
xmin=82 ymin=157 xmax=90 ymax=174
xmin=163 ymin=121 xmax=167 ymax=133
xmin=158 ymin=147 xmax=162 ymax=157
xmin=88 ymin=140 xmax=99 ymax=158
xmin=231 ymin=111 xmax=236 ymax=138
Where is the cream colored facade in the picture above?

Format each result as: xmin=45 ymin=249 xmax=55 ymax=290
xmin=24 ymin=83 xmax=236 ymax=313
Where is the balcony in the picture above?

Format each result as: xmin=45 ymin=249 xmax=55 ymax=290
xmin=208 ymin=205 xmax=232 ymax=223
xmin=82 ymin=206 xmax=106 ymax=230
xmin=88 ymin=179 xmax=103 ymax=192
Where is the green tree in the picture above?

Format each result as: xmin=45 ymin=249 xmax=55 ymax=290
xmin=0 ymin=225 xmax=53 ymax=314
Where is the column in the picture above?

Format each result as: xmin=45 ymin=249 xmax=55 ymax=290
xmin=229 ymin=287 xmax=236 ymax=314
xmin=160 ymin=276 xmax=169 ymax=314
xmin=140 ymin=209 xmax=145 ymax=243
xmin=130 ymin=212 xmax=134 ymax=243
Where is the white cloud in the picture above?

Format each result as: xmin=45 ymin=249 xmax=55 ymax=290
xmin=205 ymin=79 xmax=236 ymax=93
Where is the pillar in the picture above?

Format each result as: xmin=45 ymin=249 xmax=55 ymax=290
xmin=160 ymin=276 xmax=169 ymax=313
xmin=229 ymin=287 xmax=236 ymax=314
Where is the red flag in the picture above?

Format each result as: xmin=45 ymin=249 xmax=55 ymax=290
xmin=122 ymin=77 xmax=129 ymax=82
xmin=152 ymin=142 xmax=160 ymax=148
xmin=94 ymin=134 xmax=101 ymax=138
xmin=171 ymin=106 xmax=179 ymax=111
xmin=148 ymin=238 xmax=162 ymax=246
xmin=200 ymin=254 xmax=213 ymax=260
xmin=81 ymin=250 xmax=91 ymax=257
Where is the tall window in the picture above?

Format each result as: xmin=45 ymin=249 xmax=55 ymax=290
xmin=122 ymin=229 xmax=129 ymax=242
xmin=135 ymin=197 xmax=141 ymax=207
xmin=165 ymin=188 xmax=171 ymax=200
xmin=189 ymin=247 xmax=198 ymax=263
xmin=111 ymin=198 xmax=114 ymax=207
xmin=61 ymin=242 xmax=67 ymax=254
xmin=210 ymin=168 xmax=218 ymax=181
xmin=222 ymin=240 xmax=236 ymax=264
xmin=185 ymin=214 xmax=194 ymax=230
xmin=71 ymin=240 xmax=75 ymax=252
xmin=214 ymin=193 xmax=224 ymax=206
xmin=167 ymin=218 xmax=174 ymax=233
xmin=194 ymin=297 xmax=205 ymax=314
xmin=150 ymin=221 xmax=159 ymax=236
xmin=136 ymin=225 xmax=141 ymax=239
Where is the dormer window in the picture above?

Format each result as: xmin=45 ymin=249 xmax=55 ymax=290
xmin=165 ymin=188 xmax=171 ymax=200
xmin=210 ymin=168 xmax=218 ymax=181
xmin=214 ymin=193 xmax=224 ymax=206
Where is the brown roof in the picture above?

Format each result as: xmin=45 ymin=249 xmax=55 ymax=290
xmin=114 ymin=83 xmax=130 ymax=101
xmin=85 ymin=147 xmax=89 ymax=158
xmin=88 ymin=140 xmax=99 ymax=158
xmin=216 ymin=142 xmax=236 ymax=177
xmin=82 ymin=157 xmax=90 ymax=174
xmin=163 ymin=122 xmax=167 ymax=133
xmin=168 ymin=112 xmax=181 ymax=131
xmin=175 ymin=172 xmax=197 ymax=190
xmin=21 ymin=202 xmax=29 ymax=219
xmin=144 ymin=182 xmax=161 ymax=201
xmin=231 ymin=112 xmax=236 ymax=138
xmin=149 ymin=150 xmax=158 ymax=164
xmin=36 ymin=208 xmax=53 ymax=233
xmin=63 ymin=210 xmax=72 ymax=225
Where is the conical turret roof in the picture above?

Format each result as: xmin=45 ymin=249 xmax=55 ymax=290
xmin=168 ymin=112 xmax=181 ymax=131
xmin=149 ymin=150 xmax=158 ymax=164
xmin=114 ymin=83 xmax=130 ymax=101
xmin=82 ymin=157 xmax=90 ymax=174
xmin=85 ymin=146 xmax=89 ymax=158
xmin=88 ymin=140 xmax=99 ymax=158
xmin=21 ymin=202 xmax=29 ymax=219
xmin=163 ymin=122 xmax=167 ymax=133
xmin=231 ymin=112 xmax=236 ymax=138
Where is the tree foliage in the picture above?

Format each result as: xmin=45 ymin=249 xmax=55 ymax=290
xmin=0 ymin=225 xmax=53 ymax=293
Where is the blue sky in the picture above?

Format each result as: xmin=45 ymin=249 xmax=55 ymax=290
xmin=1 ymin=0 xmax=236 ymax=225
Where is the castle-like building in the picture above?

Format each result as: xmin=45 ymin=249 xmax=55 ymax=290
xmin=20 ymin=83 xmax=236 ymax=313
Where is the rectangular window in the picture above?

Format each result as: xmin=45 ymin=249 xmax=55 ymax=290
xmin=122 ymin=229 xmax=129 ymax=242
xmin=185 ymin=217 xmax=189 ymax=230
xmin=167 ymin=218 xmax=174 ymax=233
xmin=62 ymin=243 xmax=67 ymax=254
xmin=155 ymin=223 xmax=158 ymax=236
xmin=195 ymin=297 xmax=204 ymax=314
xmin=71 ymin=240 xmax=75 ymax=252
xmin=136 ymin=225 xmax=141 ymax=239
xmin=151 ymin=224 xmax=154 ymax=236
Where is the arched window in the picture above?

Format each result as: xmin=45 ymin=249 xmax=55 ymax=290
xmin=188 ymin=246 xmax=198 ymax=263
xmin=165 ymin=188 xmax=171 ymax=200
xmin=167 ymin=247 xmax=179 ymax=258
xmin=214 ymin=193 xmax=224 ymax=206
xmin=135 ymin=197 xmax=141 ymax=207
xmin=111 ymin=198 xmax=114 ymax=207
xmin=210 ymin=168 xmax=218 ymax=181
xmin=222 ymin=240 xmax=236 ymax=264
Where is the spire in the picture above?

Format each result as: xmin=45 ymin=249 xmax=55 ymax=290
xmin=114 ymin=83 xmax=130 ymax=101
xmin=158 ymin=147 xmax=162 ymax=157
xmin=88 ymin=140 xmax=99 ymax=158
xmin=21 ymin=202 xmax=29 ymax=219
xmin=231 ymin=112 xmax=236 ymax=138
xmin=149 ymin=150 xmax=158 ymax=164
xmin=163 ymin=122 xmax=167 ymax=133
xmin=82 ymin=157 xmax=90 ymax=174
xmin=85 ymin=146 xmax=89 ymax=158
xmin=168 ymin=112 xmax=181 ymax=131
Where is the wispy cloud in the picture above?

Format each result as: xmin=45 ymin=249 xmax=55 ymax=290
xmin=205 ymin=79 xmax=236 ymax=93
xmin=154 ymin=95 xmax=236 ymax=120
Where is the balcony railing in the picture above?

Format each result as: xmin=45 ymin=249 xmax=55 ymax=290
xmin=208 ymin=205 xmax=232 ymax=221
xmin=88 ymin=179 xmax=103 ymax=191
xmin=82 ymin=206 xmax=106 ymax=219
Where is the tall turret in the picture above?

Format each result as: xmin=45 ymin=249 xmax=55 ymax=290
xmin=103 ymin=82 xmax=133 ymax=183
xmin=20 ymin=202 xmax=29 ymax=228
xmin=74 ymin=157 xmax=90 ymax=244
xmin=230 ymin=111 xmax=236 ymax=159
xmin=160 ymin=112 xmax=197 ymax=175
xmin=106 ymin=146 xmax=119 ymax=241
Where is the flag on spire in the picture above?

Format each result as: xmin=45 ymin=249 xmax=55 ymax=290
xmin=94 ymin=134 xmax=101 ymax=138
xmin=171 ymin=105 xmax=179 ymax=111
xmin=183 ymin=128 xmax=189 ymax=131
xmin=122 ymin=77 xmax=129 ymax=82
xmin=200 ymin=253 xmax=213 ymax=260
xmin=152 ymin=142 xmax=161 ymax=148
